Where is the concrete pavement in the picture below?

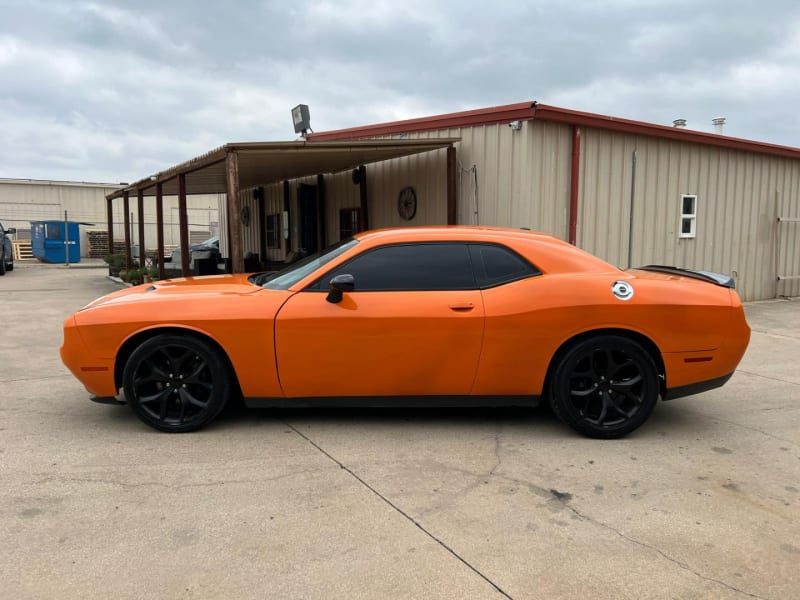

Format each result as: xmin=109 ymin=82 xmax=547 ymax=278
xmin=1 ymin=262 xmax=798 ymax=599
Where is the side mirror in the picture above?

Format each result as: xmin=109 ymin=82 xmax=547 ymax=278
xmin=326 ymin=273 xmax=355 ymax=304
xmin=6 ymin=228 xmax=16 ymax=235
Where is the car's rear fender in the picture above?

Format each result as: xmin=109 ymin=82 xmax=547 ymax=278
xmin=542 ymin=328 xmax=667 ymax=400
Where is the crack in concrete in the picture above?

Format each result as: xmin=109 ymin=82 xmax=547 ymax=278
xmin=550 ymin=495 xmax=769 ymax=599
xmin=284 ymin=420 xmax=514 ymax=600
xmin=749 ymin=329 xmax=800 ymax=342
xmin=736 ymin=369 xmax=800 ymax=387
xmin=0 ymin=374 xmax=73 ymax=384
xmin=488 ymin=423 xmax=502 ymax=477
xmin=692 ymin=410 xmax=799 ymax=450
xmin=30 ymin=470 xmax=315 ymax=490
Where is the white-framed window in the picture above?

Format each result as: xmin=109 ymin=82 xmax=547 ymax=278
xmin=679 ymin=194 xmax=697 ymax=238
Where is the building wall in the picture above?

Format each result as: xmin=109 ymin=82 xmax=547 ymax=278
xmin=0 ymin=179 xmax=220 ymax=257
xmin=315 ymin=121 xmax=798 ymax=301
xmin=214 ymin=121 xmax=800 ymax=301
xmin=317 ymin=120 xmax=573 ymax=241
xmin=577 ymin=130 xmax=800 ymax=300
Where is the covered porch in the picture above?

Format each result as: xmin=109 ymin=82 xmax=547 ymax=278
xmin=106 ymin=138 xmax=460 ymax=277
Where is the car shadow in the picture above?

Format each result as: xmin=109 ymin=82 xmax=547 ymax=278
xmin=219 ymin=401 xmax=559 ymax=431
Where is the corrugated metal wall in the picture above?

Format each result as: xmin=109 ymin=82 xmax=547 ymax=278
xmin=319 ymin=120 xmax=573 ymax=240
xmin=577 ymin=130 xmax=800 ymax=300
xmin=0 ymin=181 xmax=219 ymax=257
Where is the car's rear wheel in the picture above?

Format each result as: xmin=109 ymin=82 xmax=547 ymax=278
xmin=549 ymin=335 xmax=659 ymax=439
xmin=122 ymin=334 xmax=231 ymax=432
xmin=0 ymin=251 xmax=6 ymax=276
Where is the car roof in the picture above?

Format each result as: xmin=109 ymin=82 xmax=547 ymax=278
xmin=351 ymin=226 xmax=618 ymax=274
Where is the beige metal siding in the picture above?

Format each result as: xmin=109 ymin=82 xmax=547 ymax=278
xmin=324 ymin=171 xmax=360 ymax=243
xmin=326 ymin=121 xmax=573 ymax=239
xmin=577 ymin=129 xmax=800 ymax=300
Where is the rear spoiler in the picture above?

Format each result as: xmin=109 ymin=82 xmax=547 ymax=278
xmin=635 ymin=265 xmax=736 ymax=289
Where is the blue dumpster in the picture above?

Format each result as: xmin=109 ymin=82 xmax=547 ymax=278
xmin=31 ymin=221 xmax=81 ymax=264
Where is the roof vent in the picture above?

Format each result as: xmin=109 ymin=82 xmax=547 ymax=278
xmin=712 ymin=117 xmax=726 ymax=134
xmin=673 ymin=119 xmax=687 ymax=129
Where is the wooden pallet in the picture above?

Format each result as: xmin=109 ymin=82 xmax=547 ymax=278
xmin=12 ymin=240 xmax=33 ymax=260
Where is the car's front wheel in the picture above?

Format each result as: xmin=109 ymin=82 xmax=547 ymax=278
xmin=122 ymin=334 xmax=231 ymax=432
xmin=549 ymin=335 xmax=659 ymax=439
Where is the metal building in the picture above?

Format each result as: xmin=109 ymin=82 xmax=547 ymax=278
xmin=0 ymin=178 xmax=221 ymax=258
xmin=309 ymin=102 xmax=800 ymax=301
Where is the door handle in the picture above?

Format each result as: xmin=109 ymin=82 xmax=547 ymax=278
xmin=449 ymin=302 xmax=475 ymax=312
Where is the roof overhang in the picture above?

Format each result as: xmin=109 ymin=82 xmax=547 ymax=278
xmin=107 ymin=139 xmax=460 ymax=200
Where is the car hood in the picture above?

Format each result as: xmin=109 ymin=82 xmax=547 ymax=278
xmin=81 ymin=274 xmax=262 ymax=311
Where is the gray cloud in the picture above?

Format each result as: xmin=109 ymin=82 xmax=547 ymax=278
xmin=1 ymin=0 xmax=798 ymax=182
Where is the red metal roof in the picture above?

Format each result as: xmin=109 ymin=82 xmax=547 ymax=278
xmin=309 ymin=101 xmax=800 ymax=160
xmin=309 ymin=101 xmax=536 ymax=141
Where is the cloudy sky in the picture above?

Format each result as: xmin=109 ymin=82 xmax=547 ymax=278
xmin=2 ymin=0 xmax=799 ymax=183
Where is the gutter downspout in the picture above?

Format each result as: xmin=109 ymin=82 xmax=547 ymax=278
xmin=569 ymin=126 xmax=581 ymax=245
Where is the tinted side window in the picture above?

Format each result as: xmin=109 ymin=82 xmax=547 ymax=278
xmin=469 ymin=244 xmax=540 ymax=288
xmin=312 ymin=243 xmax=476 ymax=291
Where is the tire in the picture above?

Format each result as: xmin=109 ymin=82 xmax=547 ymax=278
xmin=123 ymin=334 xmax=231 ymax=432
xmin=0 ymin=252 xmax=5 ymax=276
xmin=549 ymin=335 xmax=659 ymax=439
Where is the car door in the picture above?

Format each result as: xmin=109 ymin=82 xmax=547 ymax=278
xmin=274 ymin=242 xmax=485 ymax=398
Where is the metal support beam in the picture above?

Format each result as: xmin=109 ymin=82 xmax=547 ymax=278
xmin=358 ymin=165 xmax=368 ymax=232
xmin=123 ymin=191 xmax=131 ymax=269
xmin=137 ymin=188 xmax=146 ymax=269
xmin=226 ymin=150 xmax=244 ymax=273
xmin=178 ymin=173 xmax=189 ymax=276
xmin=447 ymin=146 xmax=457 ymax=225
xmin=156 ymin=182 xmax=165 ymax=280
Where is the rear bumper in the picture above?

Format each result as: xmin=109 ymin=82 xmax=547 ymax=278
xmin=664 ymin=372 xmax=734 ymax=400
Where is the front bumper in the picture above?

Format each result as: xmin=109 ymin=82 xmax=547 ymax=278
xmin=61 ymin=316 xmax=118 ymax=398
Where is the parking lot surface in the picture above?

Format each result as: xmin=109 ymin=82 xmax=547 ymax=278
xmin=1 ymin=262 xmax=798 ymax=599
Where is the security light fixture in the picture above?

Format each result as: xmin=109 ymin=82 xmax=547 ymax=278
xmin=291 ymin=104 xmax=311 ymax=136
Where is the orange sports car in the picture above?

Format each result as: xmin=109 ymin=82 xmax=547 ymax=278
xmin=61 ymin=226 xmax=750 ymax=438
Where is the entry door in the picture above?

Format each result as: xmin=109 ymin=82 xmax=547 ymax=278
xmin=274 ymin=243 xmax=485 ymax=398
xmin=297 ymin=184 xmax=318 ymax=256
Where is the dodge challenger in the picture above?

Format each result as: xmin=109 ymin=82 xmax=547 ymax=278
xmin=61 ymin=226 xmax=750 ymax=438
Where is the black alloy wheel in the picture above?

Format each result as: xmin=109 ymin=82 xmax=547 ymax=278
xmin=550 ymin=335 xmax=659 ymax=439
xmin=123 ymin=334 xmax=231 ymax=432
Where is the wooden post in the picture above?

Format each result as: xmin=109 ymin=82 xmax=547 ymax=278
xmin=178 ymin=173 xmax=189 ymax=275
xmin=256 ymin=187 xmax=267 ymax=265
xmin=283 ymin=180 xmax=291 ymax=254
xmin=317 ymin=174 xmax=326 ymax=249
xmin=447 ymin=146 xmax=457 ymax=225
xmin=358 ymin=165 xmax=368 ymax=232
xmin=226 ymin=150 xmax=244 ymax=273
xmin=137 ymin=188 xmax=146 ymax=269
xmin=123 ymin=191 xmax=131 ymax=269
xmin=106 ymin=197 xmax=114 ymax=256
xmin=156 ymin=182 xmax=165 ymax=280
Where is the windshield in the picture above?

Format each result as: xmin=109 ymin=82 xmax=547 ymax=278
xmin=250 ymin=238 xmax=359 ymax=290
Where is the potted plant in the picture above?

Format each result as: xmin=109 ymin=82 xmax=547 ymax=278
xmin=143 ymin=266 xmax=159 ymax=283
xmin=126 ymin=268 xmax=142 ymax=285
xmin=103 ymin=253 xmax=126 ymax=277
